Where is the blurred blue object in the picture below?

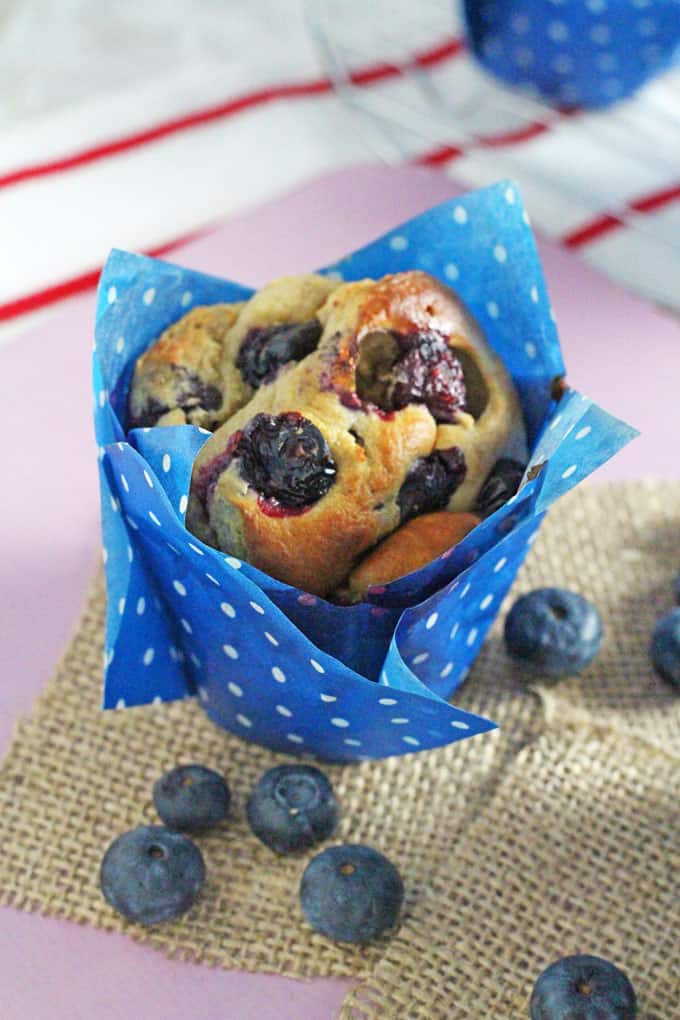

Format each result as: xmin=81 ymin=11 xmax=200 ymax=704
xmin=463 ymin=0 xmax=680 ymax=108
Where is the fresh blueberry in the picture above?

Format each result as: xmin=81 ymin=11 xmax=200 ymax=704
xmin=246 ymin=764 xmax=339 ymax=854
xmin=650 ymin=608 xmax=680 ymax=688
xmin=300 ymin=844 xmax=404 ymax=943
xmin=236 ymin=320 xmax=322 ymax=388
xmin=530 ymin=955 xmax=637 ymax=1019
xmin=504 ymin=587 xmax=602 ymax=677
xmin=153 ymin=764 xmax=231 ymax=832
xmin=99 ymin=825 xmax=205 ymax=925
xmin=474 ymin=457 xmax=525 ymax=518
xmin=235 ymin=412 xmax=337 ymax=510
xmin=397 ymin=446 xmax=467 ymax=523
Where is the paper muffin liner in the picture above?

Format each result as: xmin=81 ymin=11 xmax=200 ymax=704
xmin=463 ymin=0 xmax=680 ymax=108
xmin=93 ymin=180 xmax=637 ymax=761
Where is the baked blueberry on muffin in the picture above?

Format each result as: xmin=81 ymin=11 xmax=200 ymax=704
xmin=222 ymin=273 xmax=339 ymax=413
xmin=127 ymin=303 xmax=244 ymax=430
xmin=127 ymin=274 xmax=338 ymax=431
xmin=185 ymin=270 xmax=526 ymax=596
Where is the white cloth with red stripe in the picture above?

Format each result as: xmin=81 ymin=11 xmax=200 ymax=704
xmin=1 ymin=0 xmax=679 ymax=341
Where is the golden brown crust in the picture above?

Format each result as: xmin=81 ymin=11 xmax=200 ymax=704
xmin=342 ymin=511 xmax=481 ymax=602
xmin=135 ymin=306 xmax=235 ymax=371
xmin=357 ymin=270 xmax=471 ymax=337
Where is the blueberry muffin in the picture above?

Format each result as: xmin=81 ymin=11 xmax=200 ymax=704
xmin=186 ymin=271 xmax=525 ymax=596
xmin=127 ymin=275 xmax=338 ymax=431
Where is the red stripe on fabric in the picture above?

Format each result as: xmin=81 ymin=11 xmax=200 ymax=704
xmin=563 ymin=180 xmax=680 ymax=248
xmin=477 ymin=121 xmax=549 ymax=148
xmin=631 ymin=181 xmax=680 ymax=214
xmin=414 ymin=144 xmax=465 ymax=167
xmin=0 ymin=269 xmax=103 ymax=321
xmin=0 ymin=231 xmax=202 ymax=322
xmin=562 ymin=214 xmax=622 ymax=248
xmin=413 ymin=37 xmax=465 ymax=68
xmin=0 ymin=37 xmax=463 ymax=192
xmin=412 ymin=122 xmax=549 ymax=166
xmin=413 ymin=108 xmax=582 ymax=168
xmin=348 ymin=63 xmax=397 ymax=86
xmin=0 ymin=83 xmax=332 ymax=190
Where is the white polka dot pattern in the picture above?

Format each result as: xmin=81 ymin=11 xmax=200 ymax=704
xmin=93 ymin=189 xmax=637 ymax=761
xmin=465 ymin=0 xmax=680 ymax=108
xmin=389 ymin=235 xmax=409 ymax=251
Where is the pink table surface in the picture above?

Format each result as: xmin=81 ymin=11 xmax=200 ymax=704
xmin=2 ymin=164 xmax=679 ymax=1020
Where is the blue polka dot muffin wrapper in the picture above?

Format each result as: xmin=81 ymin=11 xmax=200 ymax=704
xmin=463 ymin=0 xmax=680 ymax=108
xmin=93 ymin=180 xmax=637 ymax=762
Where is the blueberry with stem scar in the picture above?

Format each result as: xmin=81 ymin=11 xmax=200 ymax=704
xmin=153 ymin=764 xmax=231 ymax=833
xmin=530 ymin=954 xmax=637 ymax=1019
xmin=300 ymin=844 xmax=404 ymax=943
xmin=504 ymin=587 xmax=602 ymax=678
xmin=247 ymin=764 xmax=339 ymax=854
xmin=99 ymin=825 xmax=205 ymax=925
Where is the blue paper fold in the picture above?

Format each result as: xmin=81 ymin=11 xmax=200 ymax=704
xmin=93 ymin=180 xmax=637 ymax=761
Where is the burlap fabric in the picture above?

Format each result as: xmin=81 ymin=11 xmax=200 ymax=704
xmin=0 ymin=481 xmax=678 ymax=1015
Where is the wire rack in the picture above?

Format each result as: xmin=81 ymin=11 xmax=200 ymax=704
xmin=304 ymin=0 xmax=680 ymax=309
